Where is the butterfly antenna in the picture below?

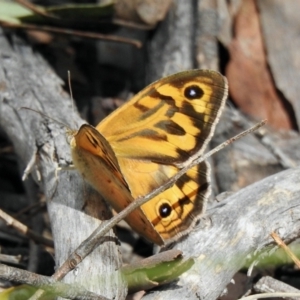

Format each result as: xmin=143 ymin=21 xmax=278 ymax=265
xmin=68 ymin=70 xmax=74 ymax=113
xmin=20 ymin=107 xmax=70 ymax=129
xmin=68 ymin=70 xmax=79 ymax=131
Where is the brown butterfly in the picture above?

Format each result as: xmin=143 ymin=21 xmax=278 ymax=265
xmin=70 ymin=69 xmax=228 ymax=245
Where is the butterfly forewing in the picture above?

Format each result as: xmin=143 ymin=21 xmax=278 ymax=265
xmin=98 ymin=70 xmax=228 ymax=164
xmin=71 ymin=125 xmax=164 ymax=245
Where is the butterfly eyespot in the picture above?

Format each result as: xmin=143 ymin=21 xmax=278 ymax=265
xmin=184 ymin=85 xmax=204 ymax=100
xmin=159 ymin=203 xmax=172 ymax=218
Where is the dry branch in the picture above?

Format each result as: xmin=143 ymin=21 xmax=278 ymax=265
xmin=0 ymin=263 xmax=106 ymax=300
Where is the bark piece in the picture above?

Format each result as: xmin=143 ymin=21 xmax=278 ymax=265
xmin=212 ymin=108 xmax=282 ymax=193
xmin=196 ymin=0 xmax=219 ymax=70
xmin=254 ymin=276 xmax=300 ymax=300
xmin=147 ymin=0 xmax=193 ymax=81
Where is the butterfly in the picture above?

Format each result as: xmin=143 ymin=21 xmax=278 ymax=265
xmin=70 ymin=69 xmax=228 ymax=245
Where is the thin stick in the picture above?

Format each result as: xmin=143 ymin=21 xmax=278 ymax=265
xmin=52 ymin=119 xmax=267 ymax=280
xmin=239 ymin=292 xmax=300 ymax=299
xmin=1 ymin=22 xmax=142 ymax=48
xmin=0 ymin=263 xmax=107 ymax=300
xmin=271 ymin=231 xmax=300 ymax=268
xmin=0 ymin=208 xmax=54 ymax=248
xmin=68 ymin=71 xmax=74 ymax=114
xmin=15 ymin=0 xmax=55 ymax=18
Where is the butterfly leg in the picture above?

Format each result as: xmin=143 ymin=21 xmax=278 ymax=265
xmin=22 ymin=148 xmax=41 ymax=181
xmin=56 ymin=164 xmax=76 ymax=179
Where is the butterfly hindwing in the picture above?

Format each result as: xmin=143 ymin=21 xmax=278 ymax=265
xmin=116 ymin=157 xmax=210 ymax=242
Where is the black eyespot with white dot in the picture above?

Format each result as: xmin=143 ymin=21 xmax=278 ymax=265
xmin=184 ymin=85 xmax=204 ymax=100
xmin=159 ymin=203 xmax=172 ymax=218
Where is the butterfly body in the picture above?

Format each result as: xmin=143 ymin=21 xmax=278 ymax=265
xmin=70 ymin=69 xmax=228 ymax=245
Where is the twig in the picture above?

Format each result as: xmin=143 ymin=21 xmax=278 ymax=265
xmin=22 ymin=148 xmax=39 ymax=181
xmin=0 ymin=263 xmax=107 ymax=300
xmin=14 ymin=200 xmax=46 ymax=220
xmin=0 ymin=254 xmax=22 ymax=265
xmin=231 ymin=109 xmax=297 ymax=169
xmin=112 ymin=18 xmax=154 ymax=30
xmin=0 ymin=22 xmax=142 ymax=48
xmin=0 ymin=145 xmax=13 ymax=155
xmin=240 ymin=292 xmax=300 ymax=299
xmin=256 ymin=128 xmax=297 ymax=169
xmin=271 ymin=232 xmax=300 ymax=268
xmin=0 ymin=208 xmax=54 ymax=248
xmin=15 ymin=0 xmax=55 ymax=18
xmin=253 ymin=276 xmax=300 ymax=300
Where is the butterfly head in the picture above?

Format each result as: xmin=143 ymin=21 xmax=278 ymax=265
xmin=66 ymin=128 xmax=78 ymax=148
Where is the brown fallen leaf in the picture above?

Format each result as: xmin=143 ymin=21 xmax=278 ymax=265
xmin=226 ymin=0 xmax=292 ymax=130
